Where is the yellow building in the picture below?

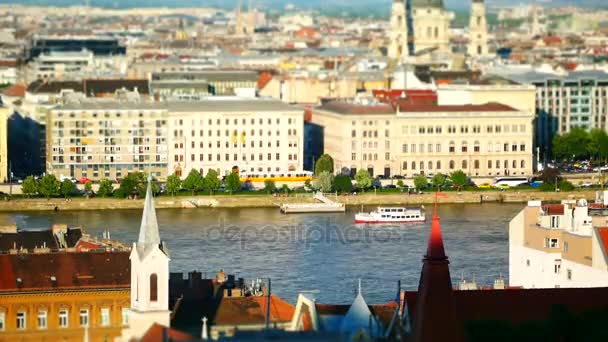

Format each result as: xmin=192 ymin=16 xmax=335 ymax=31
xmin=0 ymin=251 xmax=130 ymax=342
xmin=0 ymin=106 xmax=7 ymax=182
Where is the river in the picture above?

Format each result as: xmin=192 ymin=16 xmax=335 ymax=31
xmin=0 ymin=203 xmax=523 ymax=304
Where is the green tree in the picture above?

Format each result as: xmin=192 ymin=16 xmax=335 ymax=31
xmin=540 ymin=167 xmax=561 ymax=185
xmin=414 ymin=175 xmax=428 ymax=191
xmin=204 ymin=169 xmax=221 ymax=195
xmin=225 ymin=172 xmax=241 ymax=193
xmin=304 ymin=179 xmax=312 ymax=190
xmin=281 ymin=184 xmax=290 ymax=194
xmin=334 ymin=175 xmax=353 ymax=193
xmin=396 ymin=180 xmax=404 ymax=188
xmin=38 ymin=175 xmax=60 ymax=199
xmin=313 ymin=171 xmax=334 ymax=192
xmin=116 ymin=172 xmax=146 ymax=198
xmin=449 ymin=170 xmax=467 ymax=191
xmin=166 ymin=174 xmax=182 ymax=197
xmin=21 ymin=176 xmax=38 ymax=198
xmin=60 ymin=179 xmax=75 ymax=198
xmin=552 ymin=127 xmax=590 ymax=161
xmin=183 ymin=169 xmax=204 ymax=196
xmin=559 ymin=181 xmax=575 ymax=192
xmin=263 ymin=179 xmax=276 ymax=194
xmin=431 ymin=173 xmax=447 ymax=191
xmin=84 ymin=181 xmax=93 ymax=198
xmin=588 ymin=129 xmax=608 ymax=162
xmin=314 ymin=154 xmax=334 ymax=176
xmin=355 ymin=169 xmax=372 ymax=190
xmin=97 ymin=179 xmax=114 ymax=198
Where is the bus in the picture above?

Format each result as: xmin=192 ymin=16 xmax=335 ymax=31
xmin=493 ymin=177 xmax=529 ymax=188
xmin=239 ymin=171 xmax=314 ymax=183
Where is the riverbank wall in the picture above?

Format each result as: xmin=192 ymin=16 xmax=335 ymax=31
xmin=0 ymin=190 xmax=599 ymax=212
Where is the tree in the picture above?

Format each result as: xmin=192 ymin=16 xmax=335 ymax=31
xmin=313 ymin=171 xmax=334 ymax=192
xmin=116 ymin=172 xmax=146 ymax=198
xmin=225 ymin=172 xmax=241 ymax=193
xmin=414 ymin=175 xmax=428 ymax=191
xmin=281 ymin=184 xmax=290 ymax=194
xmin=431 ymin=173 xmax=447 ymax=191
xmin=166 ymin=174 xmax=182 ymax=197
xmin=552 ymin=127 xmax=590 ymax=161
xmin=355 ymin=169 xmax=373 ymax=190
xmin=540 ymin=167 xmax=561 ymax=185
xmin=449 ymin=170 xmax=467 ymax=191
xmin=304 ymin=179 xmax=312 ymax=190
xmin=559 ymin=181 xmax=575 ymax=192
xmin=204 ymin=169 xmax=221 ymax=195
xmin=98 ymin=179 xmax=114 ymax=198
xmin=396 ymin=180 xmax=405 ymax=188
xmin=588 ymin=129 xmax=608 ymax=163
xmin=263 ymin=179 xmax=276 ymax=194
xmin=60 ymin=179 xmax=75 ymax=198
xmin=183 ymin=169 xmax=204 ymax=196
xmin=334 ymin=175 xmax=353 ymax=193
xmin=314 ymin=154 xmax=334 ymax=176
xmin=38 ymin=175 xmax=60 ymax=199
xmin=84 ymin=181 xmax=93 ymax=198
xmin=22 ymin=176 xmax=38 ymax=198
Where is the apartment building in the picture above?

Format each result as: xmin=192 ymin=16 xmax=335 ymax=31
xmin=509 ymin=197 xmax=608 ymax=288
xmin=310 ymin=98 xmax=534 ymax=178
xmin=166 ymin=100 xmax=304 ymax=177
xmin=504 ymin=70 xmax=608 ymax=134
xmin=47 ymin=99 xmax=304 ymax=180
xmin=47 ymin=102 xmax=169 ymax=181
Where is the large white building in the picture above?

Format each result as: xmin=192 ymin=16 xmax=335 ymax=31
xmin=47 ymin=98 xmax=304 ymax=180
xmin=509 ymin=197 xmax=608 ymax=289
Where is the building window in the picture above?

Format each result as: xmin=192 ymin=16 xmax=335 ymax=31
xmin=567 ymin=269 xmax=572 ymax=280
xmin=59 ymin=309 xmax=68 ymax=328
xmin=449 ymin=160 xmax=455 ymax=169
xmin=461 ymin=142 xmax=468 ymax=153
xmin=488 ymin=160 xmax=492 ymax=168
xmin=521 ymin=160 xmax=526 ymax=169
xmin=79 ymin=309 xmax=89 ymax=327
xmin=0 ymin=312 xmax=4 ymax=331
xmin=101 ymin=308 xmax=110 ymax=327
xmin=550 ymin=216 xmax=560 ymax=228
xmin=436 ymin=144 xmax=441 ymax=153
xmin=402 ymin=144 xmax=408 ymax=153
xmin=526 ymin=259 xmax=530 ymax=266
xmin=554 ymin=263 xmax=561 ymax=274
xmin=150 ymin=274 xmax=158 ymax=302
xmin=550 ymin=238 xmax=559 ymax=248
xmin=564 ymin=241 xmax=569 ymax=252
xmin=462 ymin=160 xmax=468 ymax=169
xmin=474 ymin=142 xmax=480 ymax=152
xmin=17 ymin=312 xmax=26 ymax=330
xmin=121 ymin=308 xmax=129 ymax=326
xmin=38 ymin=311 xmax=47 ymax=329
xmin=449 ymin=141 xmax=455 ymax=153
xmin=436 ymin=161 xmax=441 ymax=169
xmin=474 ymin=160 xmax=480 ymax=169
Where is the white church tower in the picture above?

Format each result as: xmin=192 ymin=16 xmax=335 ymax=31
xmin=121 ymin=175 xmax=171 ymax=340
xmin=388 ymin=0 xmax=408 ymax=61
xmin=468 ymin=0 xmax=489 ymax=57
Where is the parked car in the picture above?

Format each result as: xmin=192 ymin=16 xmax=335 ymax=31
xmin=78 ymin=177 xmax=90 ymax=184
xmin=478 ymin=183 xmax=493 ymax=189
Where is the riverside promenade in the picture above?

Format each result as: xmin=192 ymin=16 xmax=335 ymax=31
xmin=0 ymin=190 xmax=598 ymax=212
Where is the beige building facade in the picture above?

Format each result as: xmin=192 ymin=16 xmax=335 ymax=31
xmin=468 ymin=0 xmax=489 ymax=57
xmin=412 ymin=0 xmax=453 ymax=53
xmin=311 ymin=100 xmax=534 ymax=179
xmin=0 ymin=106 xmax=7 ymax=182
xmin=388 ymin=0 xmax=408 ymax=61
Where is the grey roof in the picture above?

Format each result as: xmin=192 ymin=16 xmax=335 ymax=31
xmin=137 ymin=178 xmax=163 ymax=258
xmin=497 ymin=70 xmax=608 ymax=84
xmin=53 ymin=99 xmax=303 ymax=113
xmin=152 ymin=71 xmax=258 ymax=83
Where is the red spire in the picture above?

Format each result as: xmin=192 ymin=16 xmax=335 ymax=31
xmin=425 ymin=193 xmax=447 ymax=260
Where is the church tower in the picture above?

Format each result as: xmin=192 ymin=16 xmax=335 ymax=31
xmin=388 ymin=0 xmax=408 ymax=61
xmin=468 ymin=0 xmax=489 ymax=57
xmin=411 ymin=0 xmax=453 ymax=54
xmin=122 ymin=176 xmax=171 ymax=340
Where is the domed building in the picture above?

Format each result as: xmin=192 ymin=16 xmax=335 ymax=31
xmin=410 ymin=0 xmax=453 ymax=54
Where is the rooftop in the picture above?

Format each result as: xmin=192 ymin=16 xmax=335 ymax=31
xmin=316 ymin=100 xmax=517 ymax=115
xmin=213 ymin=295 xmax=295 ymax=326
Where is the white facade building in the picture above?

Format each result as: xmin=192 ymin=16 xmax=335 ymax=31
xmin=509 ymin=198 xmax=608 ymax=289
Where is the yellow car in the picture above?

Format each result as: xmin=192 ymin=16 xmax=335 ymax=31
xmin=495 ymin=184 xmax=511 ymax=190
xmin=478 ymin=183 xmax=493 ymax=189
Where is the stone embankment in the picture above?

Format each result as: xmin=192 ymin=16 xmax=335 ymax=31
xmin=0 ymin=190 xmax=599 ymax=212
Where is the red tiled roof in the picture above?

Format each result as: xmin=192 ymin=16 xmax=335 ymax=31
xmin=544 ymin=36 xmax=562 ymax=45
xmin=0 ymin=60 xmax=17 ymax=68
xmin=140 ymin=323 xmax=194 ymax=342
xmin=543 ymin=204 xmax=564 ymax=216
xmin=395 ymin=101 xmax=517 ymax=113
xmin=257 ymin=72 xmax=273 ymax=89
xmin=75 ymin=239 xmax=103 ymax=251
xmin=405 ymin=287 xmax=608 ymax=325
xmin=2 ymin=84 xmax=25 ymax=97
xmin=0 ymin=251 xmax=130 ymax=293
xmin=213 ymin=295 xmax=295 ymax=326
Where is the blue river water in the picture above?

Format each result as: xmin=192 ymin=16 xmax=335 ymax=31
xmin=0 ymin=203 xmax=523 ymax=304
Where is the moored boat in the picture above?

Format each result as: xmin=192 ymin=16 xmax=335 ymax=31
xmin=354 ymin=206 xmax=425 ymax=224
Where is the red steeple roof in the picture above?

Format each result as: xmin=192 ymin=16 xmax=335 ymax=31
xmin=410 ymin=193 xmax=462 ymax=342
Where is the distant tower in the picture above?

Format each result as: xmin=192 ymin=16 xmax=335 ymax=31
xmin=468 ymin=0 xmax=488 ymax=57
xmin=246 ymin=0 xmax=255 ymax=34
xmin=530 ymin=6 xmax=543 ymax=36
xmin=235 ymin=0 xmax=244 ymax=35
xmin=411 ymin=0 xmax=453 ymax=53
xmin=388 ymin=0 xmax=408 ymax=61
xmin=121 ymin=176 xmax=171 ymax=340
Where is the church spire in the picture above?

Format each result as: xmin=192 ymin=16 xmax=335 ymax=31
xmin=137 ymin=175 xmax=162 ymax=257
xmin=411 ymin=192 xmax=462 ymax=342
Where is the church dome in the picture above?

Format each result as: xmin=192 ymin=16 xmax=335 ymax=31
xmin=411 ymin=0 xmax=444 ymax=9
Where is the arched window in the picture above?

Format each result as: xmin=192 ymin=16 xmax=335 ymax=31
xmin=403 ymin=161 xmax=408 ymax=170
xmin=461 ymin=141 xmax=468 ymax=153
xmin=462 ymin=160 xmax=468 ymax=169
xmin=412 ymin=161 xmax=416 ymax=170
xmin=436 ymin=161 xmax=441 ymax=170
xmin=521 ymin=160 xmax=526 ymax=169
xmin=420 ymin=161 xmax=424 ymax=170
xmin=474 ymin=160 xmax=480 ymax=169
xmin=488 ymin=160 xmax=492 ymax=169
xmin=512 ymin=160 xmax=517 ymax=169
xmin=449 ymin=141 xmax=455 ymax=153
xmin=428 ymin=161 xmax=433 ymax=170
xmin=474 ymin=141 xmax=480 ymax=152
xmin=150 ymin=274 xmax=158 ymax=302
xmin=434 ymin=27 xmax=439 ymax=38
xmin=449 ymin=160 xmax=455 ymax=169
